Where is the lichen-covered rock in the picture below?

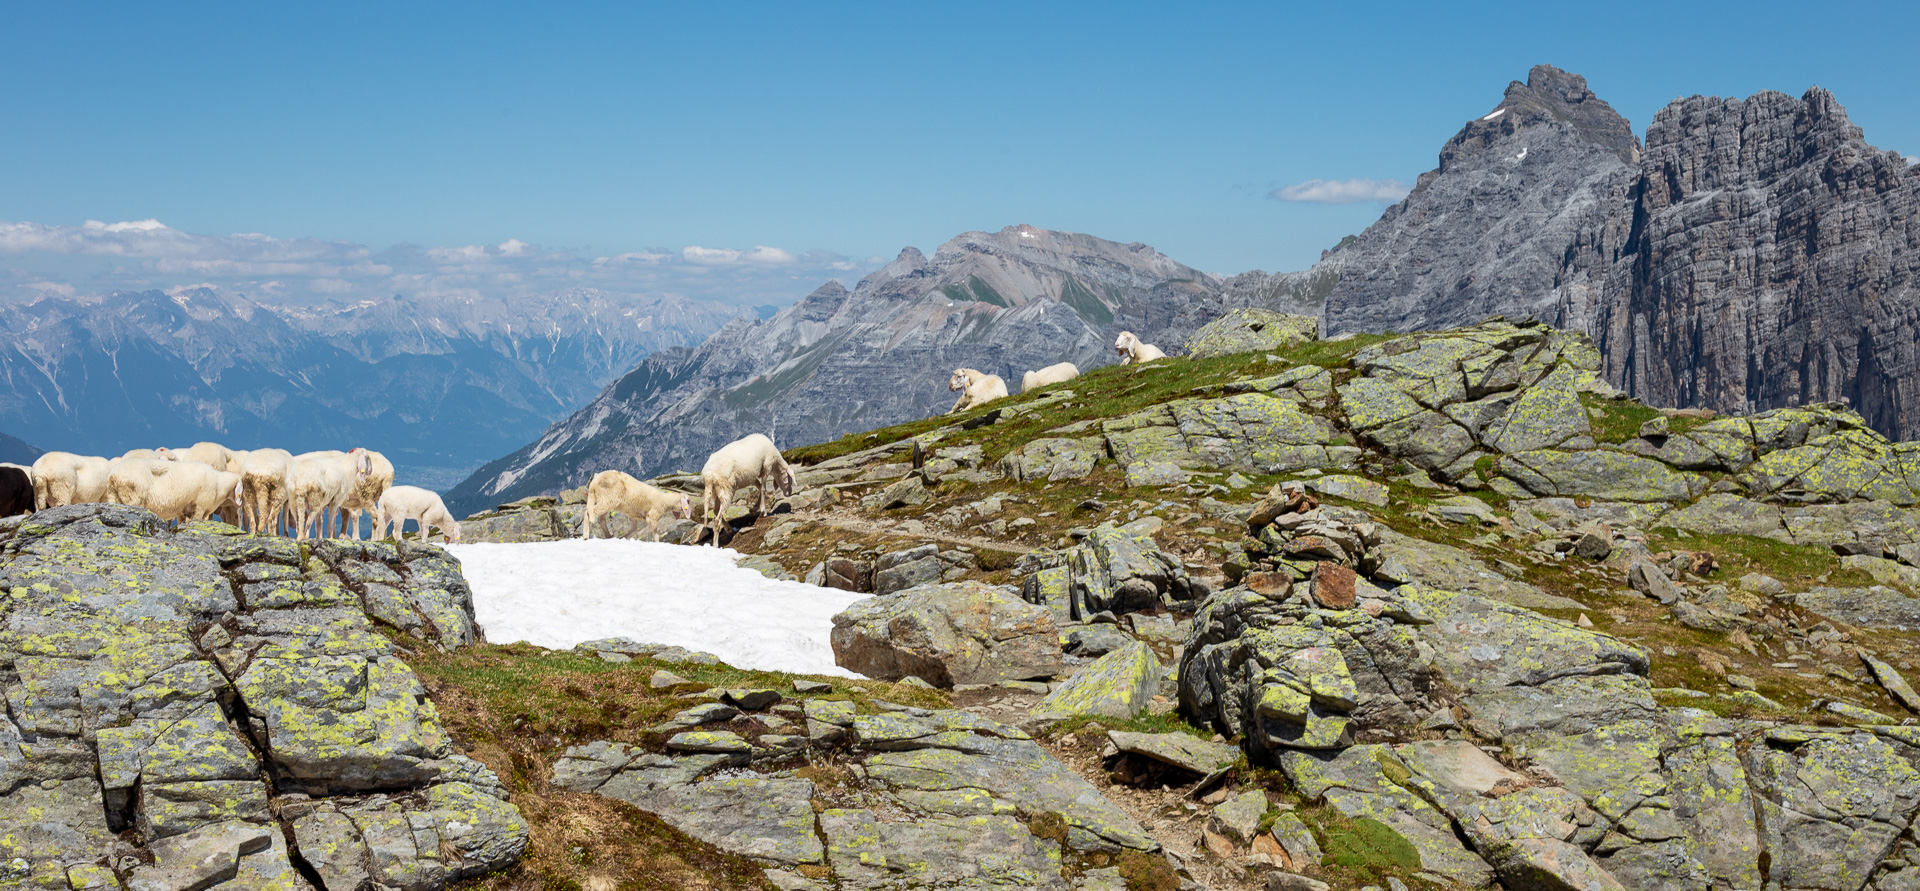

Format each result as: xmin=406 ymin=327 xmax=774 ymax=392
xmin=459 ymin=504 xmax=565 ymax=542
xmin=1104 ymin=392 xmax=1354 ymax=484
xmin=1000 ymin=437 xmax=1104 ymax=482
xmin=830 ymin=582 xmax=1062 ymax=686
xmin=1184 ymin=308 xmax=1318 ymax=358
xmin=0 ymin=504 xmax=525 ymax=889
xmin=1497 ymin=448 xmax=1701 ymax=501
xmin=1064 ymin=523 xmax=1197 ymax=619
xmin=1032 ymin=642 xmax=1160 ymax=723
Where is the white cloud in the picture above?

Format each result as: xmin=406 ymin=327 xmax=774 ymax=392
xmin=1270 ymin=178 xmax=1411 ymax=205
xmin=1907 ymin=155 xmax=1918 ymax=166
xmin=0 ymin=218 xmax=878 ymax=310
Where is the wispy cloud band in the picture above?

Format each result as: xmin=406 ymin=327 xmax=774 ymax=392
xmin=0 ymin=219 xmax=874 ymax=308
xmin=1270 ymin=178 xmax=1411 ymax=205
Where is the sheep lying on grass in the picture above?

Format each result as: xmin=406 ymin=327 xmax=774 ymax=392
xmin=1021 ymin=362 xmax=1079 ymax=392
xmin=375 ymin=485 xmax=461 ymax=545
xmin=30 ymin=452 xmax=112 ymax=509
xmin=581 ymin=470 xmax=692 ymax=542
xmin=948 ymin=368 xmax=1009 ymax=413
xmin=702 ymin=433 xmax=794 ymax=547
xmin=1114 ymin=330 xmax=1167 ymax=365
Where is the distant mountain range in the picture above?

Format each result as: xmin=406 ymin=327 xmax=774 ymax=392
xmin=0 ymin=431 xmax=39 ymax=465
xmin=0 ymin=288 xmax=737 ymax=488
xmin=1319 ymin=64 xmax=1920 ymax=439
xmin=444 ymin=225 xmax=1329 ymax=513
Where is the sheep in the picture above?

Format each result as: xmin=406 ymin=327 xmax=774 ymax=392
xmin=1020 ymin=361 xmax=1080 ymax=392
xmin=286 ymin=450 xmax=372 ymax=540
xmin=162 ymin=442 xmax=239 ymax=472
xmin=105 ymin=458 xmax=244 ymax=524
xmin=120 ymin=448 xmax=166 ymax=460
xmin=701 ymin=433 xmax=794 ymax=547
xmin=0 ymin=464 xmax=31 ymax=517
xmin=336 ymin=448 xmax=394 ymax=539
xmin=1113 ymin=331 xmax=1167 ymax=365
xmin=30 ymin=452 xmax=113 ymax=509
xmin=947 ymin=368 xmax=1009 ymax=414
xmin=581 ymin=470 xmax=692 ymax=542
xmin=374 ymin=485 xmax=461 ymax=545
xmin=233 ymin=448 xmax=293 ymax=535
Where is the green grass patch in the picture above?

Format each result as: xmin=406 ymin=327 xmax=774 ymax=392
xmin=1294 ymin=808 xmax=1421 ymax=883
xmin=1647 ymin=531 xmax=1872 ymax=587
xmin=787 ymin=347 xmax=1341 ymax=468
xmin=1042 ymin=710 xmax=1213 ymax=741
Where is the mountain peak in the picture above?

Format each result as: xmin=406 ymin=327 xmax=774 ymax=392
xmin=1445 ymin=63 xmax=1640 ymax=170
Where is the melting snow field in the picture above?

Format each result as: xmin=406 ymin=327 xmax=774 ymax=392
xmin=445 ymin=540 xmax=871 ymax=677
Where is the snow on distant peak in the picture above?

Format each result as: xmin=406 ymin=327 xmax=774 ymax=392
xmin=1514 ymin=146 xmax=1529 ymax=162
xmin=1482 ymin=108 xmax=1507 ymax=121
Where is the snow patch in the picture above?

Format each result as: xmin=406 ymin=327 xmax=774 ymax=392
xmin=1514 ymin=146 xmax=1529 ymax=162
xmin=447 ymin=539 xmax=871 ymax=677
xmin=1482 ymin=108 xmax=1507 ymax=121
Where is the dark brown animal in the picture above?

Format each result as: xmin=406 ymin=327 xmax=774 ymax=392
xmin=0 ymin=466 xmax=33 ymax=517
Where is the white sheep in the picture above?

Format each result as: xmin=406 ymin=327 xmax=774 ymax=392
xmin=162 ymin=441 xmax=240 ymax=472
xmin=1020 ymin=361 xmax=1080 ymax=392
xmin=30 ymin=452 xmax=113 ymax=509
xmin=233 ymin=448 xmax=293 ymax=535
xmin=701 ymin=433 xmax=794 ymax=547
xmin=374 ymin=485 xmax=461 ymax=545
xmin=337 ymin=448 xmax=394 ymax=540
xmin=581 ymin=470 xmax=692 ymax=542
xmin=105 ymin=458 xmax=244 ymax=524
xmin=1114 ymin=331 xmax=1167 ymax=365
xmin=286 ymin=450 xmax=372 ymax=540
xmin=120 ymin=448 xmax=166 ymax=460
xmin=947 ymin=368 xmax=1009 ymax=413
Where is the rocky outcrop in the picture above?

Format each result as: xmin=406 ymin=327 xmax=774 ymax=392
xmin=0 ymin=505 xmax=527 ymax=888
xmin=1178 ymin=484 xmax=1920 ymax=889
xmin=829 ymin=581 xmax=1062 ymax=686
xmin=554 ymin=697 xmax=1159 ymax=889
xmin=1184 ymin=309 xmax=1318 ymax=359
xmin=1322 ymin=64 xmax=1920 ymax=442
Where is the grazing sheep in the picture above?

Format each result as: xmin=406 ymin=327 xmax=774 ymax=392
xmin=234 ymin=448 xmax=293 ymax=535
xmin=30 ymin=452 xmax=113 ymax=509
xmin=120 ymin=448 xmax=166 ymax=460
xmin=374 ymin=485 xmax=461 ymax=545
xmin=162 ymin=442 xmax=239 ymax=472
xmin=1020 ymin=361 xmax=1080 ymax=392
xmin=581 ymin=470 xmax=692 ymax=542
xmin=286 ymin=450 xmax=372 ymax=540
xmin=947 ymin=368 xmax=1009 ymax=414
xmin=0 ymin=464 xmax=31 ymax=517
xmin=106 ymin=458 xmax=244 ymax=524
xmin=337 ymin=448 xmax=394 ymax=539
xmin=700 ymin=433 xmax=794 ymax=547
xmin=1113 ymin=331 xmax=1167 ymax=365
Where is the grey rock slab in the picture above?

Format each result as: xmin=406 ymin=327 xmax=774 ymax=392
xmin=1395 ymin=583 xmax=1649 ymax=693
xmin=1791 ymin=586 xmax=1920 ymax=631
xmin=819 ymin=809 xmax=1068 ymax=889
xmin=861 ymin=735 xmax=1156 ymax=851
xmin=1032 ymin=641 xmax=1160 ymax=723
xmin=640 ymin=776 xmax=824 ymax=865
xmin=1748 ymin=729 xmax=1920 ymax=891
xmin=1106 ymin=731 xmax=1240 ymax=775
xmin=1207 ymin=789 xmax=1268 ymax=845
xmin=1627 ymin=561 xmax=1681 ymax=604
xmin=1370 ymin=529 xmax=1585 ymax=611
xmin=127 ymin=820 xmax=272 ymax=891
xmin=1065 ymin=522 xmax=1197 ymax=619
xmin=1302 ymin=474 xmax=1389 ymax=506
xmin=1863 ymin=653 xmax=1920 ymax=713
xmin=292 ymin=811 xmax=373 ymax=891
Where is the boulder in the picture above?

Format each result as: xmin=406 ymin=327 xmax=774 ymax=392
xmin=460 ymin=504 xmax=565 ymax=542
xmin=1498 ymin=449 xmax=1700 ymax=502
xmin=1065 ymin=523 xmax=1197 ymax=619
xmin=873 ymin=544 xmax=943 ymax=595
xmin=1032 ymin=642 xmax=1161 ymax=723
xmin=1000 ymin=437 xmax=1104 ymax=482
xmin=1106 ymin=731 xmax=1240 ymax=775
xmin=830 ymin=582 xmax=1062 ymax=687
xmin=1104 ymin=392 xmax=1353 ymax=483
xmin=1302 ymin=473 xmax=1389 ymax=506
xmin=1184 ymin=308 xmax=1318 ymax=358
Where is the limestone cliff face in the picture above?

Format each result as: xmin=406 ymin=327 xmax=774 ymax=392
xmin=1324 ymin=66 xmax=1920 ymax=439
xmin=1594 ymin=88 xmax=1920 ymax=438
xmin=1321 ymin=65 xmax=1642 ymax=337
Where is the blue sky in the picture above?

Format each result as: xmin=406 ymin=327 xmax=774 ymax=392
xmin=1 ymin=1 xmax=1914 ymax=306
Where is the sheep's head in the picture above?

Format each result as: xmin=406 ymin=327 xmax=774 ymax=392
xmin=349 ymin=448 xmax=373 ymax=478
xmin=775 ymin=463 xmax=796 ymax=498
xmin=1114 ymin=331 xmax=1139 ymax=355
xmin=673 ymin=493 xmax=692 ymax=520
xmin=948 ymin=369 xmax=972 ymax=392
xmin=445 ymin=519 xmax=463 ymax=543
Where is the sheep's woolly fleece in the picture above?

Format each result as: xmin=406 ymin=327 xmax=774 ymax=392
xmin=446 ymin=539 xmax=870 ymax=677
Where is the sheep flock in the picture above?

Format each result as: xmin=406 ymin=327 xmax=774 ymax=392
xmin=5 ymin=333 xmax=1171 ymax=546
